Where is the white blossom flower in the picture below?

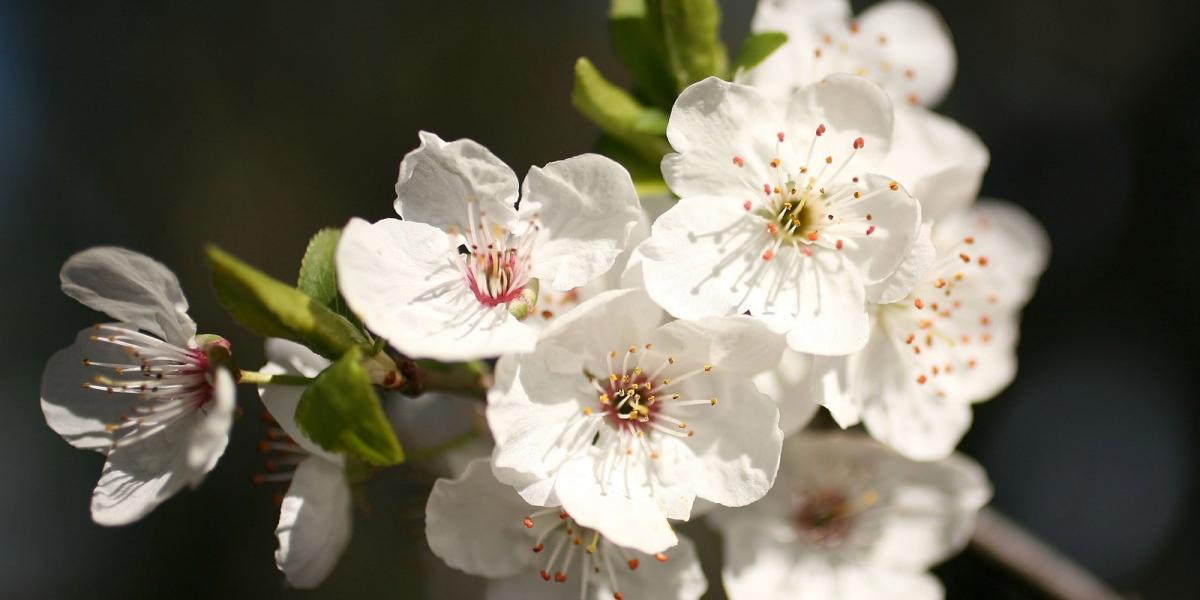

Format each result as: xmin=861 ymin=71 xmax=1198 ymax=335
xmin=426 ymin=457 xmax=707 ymax=600
xmin=487 ymin=288 xmax=785 ymax=553
xmin=40 ymin=247 xmax=235 ymax=526
xmin=337 ymin=132 xmax=642 ymax=361
xmin=810 ymin=201 xmax=1050 ymax=460
xmin=637 ymin=76 xmax=922 ymax=355
xmin=256 ymin=339 xmax=352 ymax=589
xmin=709 ymin=433 xmax=991 ymax=600
xmin=744 ymin=0 xmax=989 ymax=222
xmin=746 ymin=0 xmax=955 ymax=107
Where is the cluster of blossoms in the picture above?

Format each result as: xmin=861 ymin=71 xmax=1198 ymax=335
xmin=40 ymin=0 xmax=1049 ymax=597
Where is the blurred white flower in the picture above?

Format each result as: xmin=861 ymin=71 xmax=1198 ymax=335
xmin=637 ymin=76 xmax=922 ymax=355
xmin=487 ymin=288 xmax=784 ymax=553
xmin=337 ymin=132 xmax=641 ymax=361
xmin=40 ymin=247 xmax=234 ymax=526
xmin=744 ymin=0 xmax=989 ymax=222
xmin=810 ymin=201 xmax=1050 ymax=459
xmin=426 ymin=458 xmax=707 ymax=600
xmin=745 ymin=0 xmax=955 ymax=107
xmin=257 ymin=339 xmax=352 ymax=589
xmin=709 ymin=433 xmax=991 ymax=600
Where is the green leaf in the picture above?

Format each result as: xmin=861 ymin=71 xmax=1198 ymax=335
xmin=206 ymin=245 xmax=368 ymax=359
xmin=297 ymin=228 xmax=341 ymax=306
xmin=295 ymin=346 xmax=404 ymax=466
xmin=573 ymin=57 xmax=673 ymax=165
xmin=731 ymin=31 xmax=788 ymax=75
xmin=609 ymin=0 xmax=676 ymax=109
xmin=658 ymin=0 xmax=728 ymax=91
xmin=595 ymin=135 xmax=670 ymax=196
xmin=631 ymin=108 xmax=669 ymax=136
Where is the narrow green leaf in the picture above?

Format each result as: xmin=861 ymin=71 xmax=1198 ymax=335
xmin=573 ymin=57 xmax=673 ymax=165
xmin=631 ymin=108 xmax=669 ymax=136
xmin=658 ymin=0 xmax=728 ymax=91
xmin=296 ymin=346 xmax=404 ymax=466
xmin=297 ymin=228 xmax=341 ymax=306
xmin=206 ymin=245 xmax=368 ymax=359
xmin=731 ymin=31 xmax=788 ymax=75
xmin=609 ymin=0 xmax=676 ymax=109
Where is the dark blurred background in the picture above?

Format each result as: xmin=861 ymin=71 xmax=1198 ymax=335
xmin=1 ymin=1 xmax=1197 ymax=598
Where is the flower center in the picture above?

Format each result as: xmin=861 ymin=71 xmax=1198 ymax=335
xmin=793 ymin=487 xmax=879 ymax=548
xmin=522 ymin=508 xmax=669 ymax=600
xmin=452 ymin=197 xmax=538 ymax=308
xmin=588 ymin=344 xmax=715 ymax=440
xmin=877 ymin=233 xmax=1000 ymax=393
xmin=82 ymin=324 xmax=213 ymax=449
xmin=733 ymin=127 xmax=891 ymax=263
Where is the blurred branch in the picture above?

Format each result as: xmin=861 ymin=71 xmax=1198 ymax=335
xmin=971 ymin=507 xmax=1125 ymax=600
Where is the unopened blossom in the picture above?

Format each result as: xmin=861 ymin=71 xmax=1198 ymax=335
xmin=709 ymin=433 xmax=991 ymax=600
xmin=487 ymin=288 xmax=784 ymax=552
xmin=744 ymin=0 xmax=989 ymax=222
xmin=40 ymin=247 xmax=234 ymax=525
xmin=807 ymin=201 xmax=1049 ymax=459
xmin=427 ymin=458 xmax=707 ymax=600
xmin=256 ymin=339 xmax=352 ymax=589
xmin=337 ymin=132 xmax=641 ymax=361
xmin=637 ymin=75 xmax=922 ymax=354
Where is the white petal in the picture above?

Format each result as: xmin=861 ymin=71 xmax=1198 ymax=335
xmin=41 ymin=328 xmax=143 ymax=451
xmin=425 ymin=457 xmax=534 ymax=578
xmin=868 ymin=452 xmax=992 ymax=571
xmin=651 ymin=315 xmax=785 ymax=374
xmin=858 ymin=0 xmax=957 ymax=107
xmin=881 ymin=106 xmax=988 ymax=223
xmin=186 ymin=367 xmax=235 ymax=477
xmin=809 ymin=353 xmax=861 ymax=427
xmin=394 ymin=131 xmax=518 ymax=229
xmin=742 ymin=0 xmax=853 ymax=97
xmin=785 ymin=74 xmax=894 ymax=170
xmin=487 ymin=354 xmax=594 ymax=501
xmin=553 ymin=458 xmax=679 ymax=554
xmin=275 ymin=456 xmax=352 ymax=589
xmin=662 ymin=78 xmax=786 ymax=199
xmin=336 ymin=217 xmax=537 ymax=361
xmin=781 ymin=248 xmax=871 ymax=355
xmin=866 ymin=223 xmax=935 ymax=304
xmin=60 ymin=247 xmax=196 ymax=347
xmin=671 ymin=373 xmax=784 ymax=507
xmin=753 ymin=347 xmax=820 ymax=435
xmin=835 ymin=174 xmax=922 ymax=285
xmin=259 ymin=339 xmax=340 ymax=463
xmin=89 ymin=379 xmax=232 ymax=527
xmin=520 ymin=154 xmax=642 ymax=291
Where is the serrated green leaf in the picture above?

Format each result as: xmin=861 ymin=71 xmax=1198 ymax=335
xmin=731 ymin=31 xmax=788 ymax=75
xmin=296 ymin=346 xmax=404 ymax=466
xmin=658 ymin=0 xmax=728 ymax=91
xmin=573 ymin=57 xmax=673 ymax=165
xmin=206 ymin=245 xmax=368 ymax=359
xmin=297 ymin=228 xmax=341 ymax=306
xmin=609 ymin=0 xmax=676 ymax=109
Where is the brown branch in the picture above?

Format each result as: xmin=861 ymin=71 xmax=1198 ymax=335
xmin=970 ymin=507 xmax=1125 ymax=600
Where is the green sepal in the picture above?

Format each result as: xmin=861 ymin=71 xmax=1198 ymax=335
xmin=295 ymin=346 xmax=404 ymax=466
xmin=609 ymin=0 xmax=677 ymax=109
xmin=206 ymin=245 xmax=369 ymax=359
xmin=573 ymin=57 xmax=673 ymax=166
xmin=658 ymin=0 xmax=728 ymax=91
xmin=731 ymin=31 xmax=788 ymax=75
